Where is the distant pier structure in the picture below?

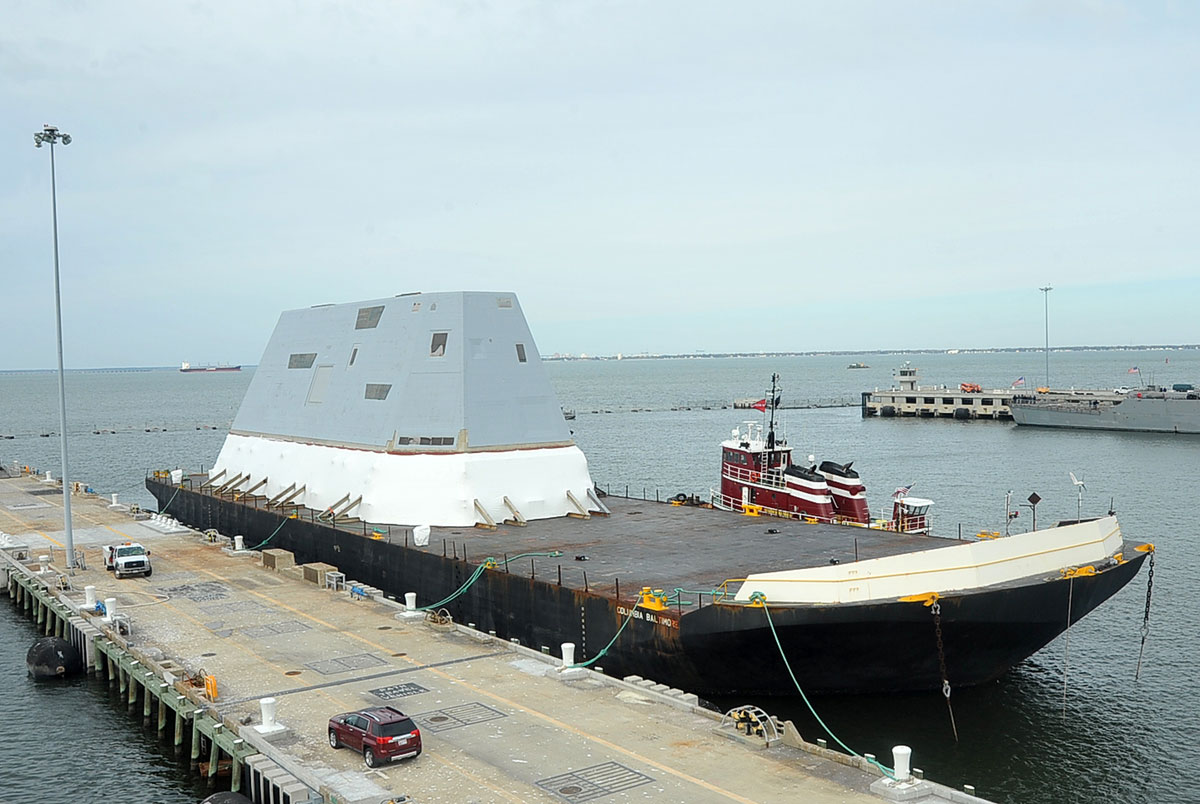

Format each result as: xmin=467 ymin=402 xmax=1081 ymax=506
xmin=862 ymin=363 xmax=1016 ymax=421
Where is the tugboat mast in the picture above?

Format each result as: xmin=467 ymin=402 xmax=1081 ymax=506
xmin=767 ymin=373 xmax=779 ymax=451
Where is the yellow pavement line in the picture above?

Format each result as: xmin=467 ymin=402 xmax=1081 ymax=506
xmin=29 ymin=487 xmax=762 ymax=803
xmin=183 ymin=564 xmax=764 ymax=804
xmin=0 ymin=503 xmax=66 ymax=548
xmin=5 ymin=487 xmax=572 ymax=801
xmin=421 ymin=750 xmax=534 ymax=804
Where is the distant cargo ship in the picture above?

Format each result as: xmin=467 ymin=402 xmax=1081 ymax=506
xmin=1011 ymin=388 xmax=1200 ymax=434
xmin=180 ymin=362 xmax=241 ymax=373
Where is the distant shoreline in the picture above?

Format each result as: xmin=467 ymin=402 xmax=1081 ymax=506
xmin=0 ymin=366 xmax=258 ymax=375
xmin=542 ymin=344 xmax=1200 ymax=361
xmin=2 ymin=345 xmax=1198 ymax=372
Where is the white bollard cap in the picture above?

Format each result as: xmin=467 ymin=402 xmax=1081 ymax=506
xmin=111 ymin=493 xmax=119 ymax=505
xmin=234 ymin=535 xmax=245 ymax=551
xmin=561 ymin=642 xmax=576 ymax=666
xmin=84 ymin=585 xmax=96 ymax=607
xmin=104 ymin=597 xmax=118 ymax=621
xmin=404 ymin=592 xmax=417 ymax=610
xmin=260 ymin=696 xmax=278 ymax=729
xmin=892 ymin=745 xmax=913 ymax=782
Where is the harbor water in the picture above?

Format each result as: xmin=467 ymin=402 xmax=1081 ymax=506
xmin=2 ymin=349 xmax=1197 ymax=803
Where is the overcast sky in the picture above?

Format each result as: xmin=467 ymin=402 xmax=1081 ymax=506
xmin=4 ymin=1 xmax=1198 ymax=369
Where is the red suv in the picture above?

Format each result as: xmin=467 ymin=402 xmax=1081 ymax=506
xmin=328 ymin=706 xmax=422 ymax=767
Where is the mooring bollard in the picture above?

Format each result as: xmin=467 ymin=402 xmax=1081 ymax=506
xmin=84 ymin=585 xmax=96 ymax=608
xmin=234 ymin=535 xmax=244 ymax=551
xmin=561 ymin=642 xmax=576 ymax=666
xmin=404 ymin=591 xmax=417 ymax=610
xmin=892 ymin=745 xmax=912 ymax=782
xmin=104 ymin=597 xmax=118 ymax=622
xmin=260 ymin=696 xmax=278 ymax=730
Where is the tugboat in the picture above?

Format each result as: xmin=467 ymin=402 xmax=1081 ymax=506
xmin=715 ymin=375 xmax=932 ymax=533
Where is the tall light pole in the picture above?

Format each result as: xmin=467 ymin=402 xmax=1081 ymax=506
xmin=1039 ymin=285 xmax=1053 ymax=388
xmin=33 ymin=124 xmax=76 ymax=570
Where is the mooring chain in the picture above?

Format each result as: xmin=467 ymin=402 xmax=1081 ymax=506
xmin=1062 ymin=576 xmax=1074 ymax=717
xmin=1136 ymin=551 xmax=1155 ymax=681
xmin=931 ymin=601 xmax=959 ymax=742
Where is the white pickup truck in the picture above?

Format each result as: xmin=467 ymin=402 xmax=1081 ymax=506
xmin=103 ymin=542 xmax=153 ymax=579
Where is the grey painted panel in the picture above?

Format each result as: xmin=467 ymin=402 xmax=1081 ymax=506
xmin=231 ymin=291 xmax=574 ymax=449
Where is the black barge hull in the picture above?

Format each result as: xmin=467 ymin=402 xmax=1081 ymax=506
xmin=147 ymin=478 xmax=1146 ymax=696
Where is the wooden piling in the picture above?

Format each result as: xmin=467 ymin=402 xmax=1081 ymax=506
xmin=208 ymin=728 xmax=221 ymax=777
xmin=157 ymin=684 xmax=169 ymax=732
xmin=143 ymin=675 xmax=153 ymax=718
xmin=231 ymin=748 xmax=246 ymax=796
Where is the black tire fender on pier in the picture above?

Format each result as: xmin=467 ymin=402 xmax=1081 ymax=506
xmin=26 ymin=636 xmax=83 ymax=680
xmin=880 ymin=405 xmax=896 ymax=417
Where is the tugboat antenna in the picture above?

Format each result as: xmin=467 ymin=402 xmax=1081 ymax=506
xmin=767 ymin=374 xmax=779 ymax=451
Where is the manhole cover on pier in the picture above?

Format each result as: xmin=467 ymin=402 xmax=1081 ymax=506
xmin=411 ymin=702 xmax=506 ymax=732
xmin=536 ymin=762 xmax=655 ymax=802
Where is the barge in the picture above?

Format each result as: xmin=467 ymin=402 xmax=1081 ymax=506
xmin=862 ymin=363 xmax=1016 ymax=420
xmin=148 ymin=292 xmax=1150 ymax=697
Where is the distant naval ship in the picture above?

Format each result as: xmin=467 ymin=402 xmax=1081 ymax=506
xmin=1011 ymin=387 xmax=1200 ymax=434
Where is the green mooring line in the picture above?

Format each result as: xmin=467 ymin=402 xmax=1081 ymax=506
xmin=748 ymin=591 xmax=896 ymax=780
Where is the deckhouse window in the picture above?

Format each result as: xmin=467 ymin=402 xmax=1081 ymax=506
xmin=430 ymin=332 xmax=448 ymax=357
xmin=515 ymin=343 xmax=527 ymax=363
xmin=355 ymin=305 xmax=385 ymax=329
xmin=349 ymin=345 xmax=359 ymax=367
xmin=288 ymin=353 xmax=317 ymax=369
xmin=364 ymin=383 xmax=391 ymax=400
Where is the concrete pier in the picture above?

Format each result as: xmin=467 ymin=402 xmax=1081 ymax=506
xmin=1 ymin=469 xmax=992 ymax=804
